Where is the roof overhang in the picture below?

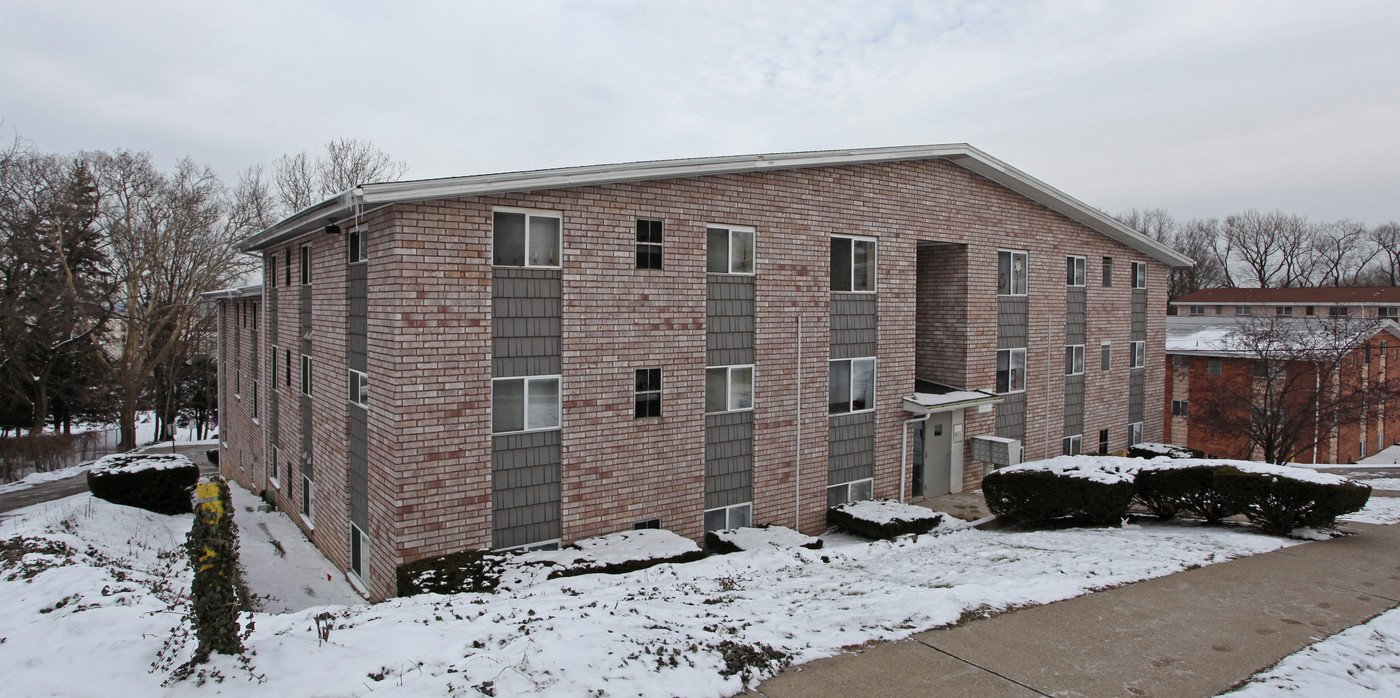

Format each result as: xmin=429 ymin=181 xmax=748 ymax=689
xmin=200 ymin=285 xmax=263 ymax=301
xmin=236 ymin=143 xmax=1195 ymax=268
xmin=903 ymin=385 xmax=1004 ymax=415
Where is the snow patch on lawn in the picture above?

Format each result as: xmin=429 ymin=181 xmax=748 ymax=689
xmin=711 ymin=525 xmax=821 ymax=551
xmin=1 ymin=489 xmax=1307 ymax=697
xmin=1222 ymin=607 xmax=1400 ymax=696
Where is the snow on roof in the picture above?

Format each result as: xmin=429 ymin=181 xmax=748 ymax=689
xmin=1173 ymin=287 xmax=1400 ymax=306
xmin=904 ymin=381 xmax=1002 ymax=414
xmin=1165 ymin=316 xmax=1400 ymax=357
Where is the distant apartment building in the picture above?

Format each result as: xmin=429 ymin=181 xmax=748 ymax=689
xmin=1166 ymin=287 xmax=1400 ymax=464
xmin=208 ymin=144 xmax=1188 ymax=599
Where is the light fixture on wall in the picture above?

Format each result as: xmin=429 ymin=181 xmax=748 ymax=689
xmin=325 ymin=218 xmax=342 ymax=235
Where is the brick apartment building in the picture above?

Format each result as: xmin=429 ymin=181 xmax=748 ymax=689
xmin=207 ymin=144 xmax=1189 ymax=599
xmin=1165 ymin=287 xmax=1400 ymax=464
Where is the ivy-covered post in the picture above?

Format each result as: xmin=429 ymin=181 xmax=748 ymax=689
xmin=187 ymin=479 xmax=244 ymax=658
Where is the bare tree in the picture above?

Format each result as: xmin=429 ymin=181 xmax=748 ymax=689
xmin=271 ymin=138 xmax=407 ymax=217
xmin=90 ymin=151 xmax=257 ymax=449
xmin=1310 ymin=220 xmax=1378 ymax=287
xmin=1217 ymin=210 xmax=1317 ymax=288
xmin=1116 ymin=208 xmax=1226 ymax=299
xmin=1194 ymin=315 xmax=1400 ymax=464
xmin=1370 ymin=222 xmax=1400 ymax=286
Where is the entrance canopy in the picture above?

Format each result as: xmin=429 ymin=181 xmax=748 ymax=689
xmin=903 ymin=380 xmax=1003 ymax=416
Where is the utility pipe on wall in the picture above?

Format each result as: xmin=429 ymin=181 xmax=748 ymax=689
xmin=794 ymin=314 xmax=803 ymax=531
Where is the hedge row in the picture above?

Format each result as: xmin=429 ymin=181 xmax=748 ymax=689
xmin=984 ymin=457 xmax=1371 ymax=535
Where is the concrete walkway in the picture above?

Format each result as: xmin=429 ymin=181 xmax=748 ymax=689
xmin=0 ymin=443 xmax=218 ymax=516
xmin=749 ymin=519 xmax=1400 ymax=697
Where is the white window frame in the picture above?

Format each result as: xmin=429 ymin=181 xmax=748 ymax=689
xmin=996 ymin=347 xmax=1027 ymax=394
xmin=1065 ymin=345 xmax=1085 ymax=376
xmin=1066 ymin=256 xmax=1086 ymax=287
xmin=492 ymin=207 xmax=562 ymax=269
xmin=498 ymin=539 xmax=562 ymax=553
xmin=270 ymin=345 xmax=279 ymax=393
xmin=1128 ymin=422 xmax=1144 ymax=446
xmin=350 ymin=523 xmax=368 ymax=581
xmin=1189 ymin=305 xmax=1205 ymax=316
xmin=1235 ymin=305 xmax=1251 ymax=316
xmin=1379 ymin=306 xmax=1399 ymax=319
xmin=1172 ymin=399 xmax=1190 ymax=418
xmin=831 ymin=235 xmax=877 ymax=293
xmin=1062 ymin=434 xmax=1082 ymax=456
xmin=302 ymin=473 xmax=315 ymax=527
xmin=301 ymin=354 xmax=312 ymax=396
xmin=1101 ymin=342 xmax=1112 ymax=371
xmin=705 ymin=365 xmax=754 ymax=414
xmin=491 ymin=375 xmax=562 ymax=434
xmin=1130 ymin=340 xmax=1146 ymax=369
xmin=703 ymin=502 xmax=753 ymax=533
xmin=707 ymin=224 xmax=756 ymax=275
xmin=1131 ymin=261 xmax=1147 ymax=289
xmin=348 ymin=228 xmax=368 ymax=264
xmin=349 ymin=369 xmax=369 ymax=408
xmin=997 ymin=250 xmax=1028 ymax=296
xmin=827 ymin=478 xmax=874 ymax=508
xmin=251 ymin=379 xmax=259 ymax=421
xmin=1276 ymin=306 xmax=1294 ymax=317
xmin=829 ymin=357 xmax=876 ymax=415
xmin=234 ymin=367 xmax=241 ymax=399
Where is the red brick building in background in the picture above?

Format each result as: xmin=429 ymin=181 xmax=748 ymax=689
xmin=1165 ymin=287 xmax=1400 ymax=464
xmin=207 ymin=145 xmax=1189 ymax=599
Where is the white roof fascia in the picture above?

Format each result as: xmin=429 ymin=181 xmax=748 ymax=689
xmin=200 ymin=285 xmax=263 ymax=301
xmin=240 ymin=144 xmax=1194 ymax=267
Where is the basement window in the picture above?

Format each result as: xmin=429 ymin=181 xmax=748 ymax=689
xmin=704 ymin=502 xmax=752 ymax=532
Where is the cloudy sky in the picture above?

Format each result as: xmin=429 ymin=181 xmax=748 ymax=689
xmin=4 ymin=0 xmax=1398 ymax=223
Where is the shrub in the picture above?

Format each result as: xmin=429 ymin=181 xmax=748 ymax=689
xmin=827 ymin=499 xmax=945 ymax=539
xmin=186 ymin=479 xmax=254 ymax=659
xmin=1213 ymin=465 xmax=1372 ymax=535
xmin=705 ymin=524 xmax=823 ymax=553
xmin=983 ymin=459 xmax=1135 ymax=526
xmin=86 ymin=453 xmax=199 ymax=515
xmin=205 ymin=449 xmax=219 ymax=466
xmin=1126 ymin=443 xmax=1202 ymax=460
xmin=397 ymin=549 xmax=506 ymax=597
xmin=1134 ymin=465 xmax=1240 ymax=521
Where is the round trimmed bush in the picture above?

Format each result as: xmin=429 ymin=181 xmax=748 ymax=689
xmin=86 ymin=452 xmax=199 ymax=515
xmin=1134 ymin=464 xmax=1240 ymax=521
xmin=1212 ymin=465 xmax=1372 ymax=535
xmin=1126 ymin=443 xmax=1202 ymax=460
xmin=983 ymin=459 xmax=1135 ymax=526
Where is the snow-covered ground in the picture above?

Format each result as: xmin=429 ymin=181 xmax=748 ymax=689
xmin=227 ymin=482 xmax=363 ymax=612
xmin=1358 ymin=444 xmax=1400 ymax=466
xmin=1222 ymin=608 xmax=1400 ymax=696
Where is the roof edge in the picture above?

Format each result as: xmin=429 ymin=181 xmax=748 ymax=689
xmin=201 ymin=284 xmax=263 ymax=301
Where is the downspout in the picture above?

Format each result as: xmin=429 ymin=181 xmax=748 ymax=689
xmin=794 ymin=314 xmax=802 ymax=531
xmin=261 ymin=271 xmax=270 ymax=493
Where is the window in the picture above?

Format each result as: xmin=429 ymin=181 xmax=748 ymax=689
xmin=252 ymin=380 xmax=259 ymax=419
xmin=1172 ymin=399 xmax=1190 ymax=417
xmin=1329 ymin=306 xmax=1349 ymax=317
xmin=831 ymin=236 xmax=876 ymax=292
xmin=348 ymin=229 xmax=367 ymax=264
xmin=634 ymin=368 xmax=661 ymax=418
xmin=632 ymin=519 xmax=661 ymax=530
xmin=1102 ymin=257 xmax=1113 ymax=287
xmin=1131 ymin=262 xmax=1146 ymax=289
xmin=302 ymin=474 xmax=314 ymax=523
xmin=492 ymin=375 xmax=561 ymax=433
xmin=1215 ymin=305 xmax=1224 ymax=315
xmin=1062 ymin=434 xmax=1082 ymax=456
xmin=269 ymin=446 xmax=280 ymax=488
xmin=285 ymin=250 xmax=292 ymax=286
xmin=1277 ymin=306 xmax=1293 ymax=316
xmin=996 ymin=348 xmax=1026 ymax=393
xmin=269 ymin=254 xmax=276 ymax=288
xmin=635 ymin=219 xmax=663 ymax=270
xmin=1066 ymin=256 xmax=1086 ymax=287
xmin=300 ymin=244 xmax=311 ymax=284
xmin=1305 ymin=305 xmax=1315 ymax=316
xmin=1130 ymin=341 xmax=1146 ymax=369
xmin=301 ymin=354 xmax=311 ymax=396
xmin=1065 ymin=345 xmax=1085 ymax=376
xmin=285 ymin=349 xmax=292 ymax=387
xmin=1128 ymin=422 xmax=1143 ymax=446
xmin=350 ymin=524 xmax=367 ymax=579
xmin=704 ymin=502 xmax=752 ymax=533
xmin=707 ymin=225 xmax=755 ymax=275
xmin=1098 ymin=429 xmax=1109 ymax=455
xmin=1235 ymin=305 xmax=1251 ymax=316
xmin=349 ymin=369 xmax=368 ymax=407
xmin=997 ymin=250 xmax=1027 ymax=296
xmin=826 ymin=478 xmax=874 ymax=508
xmin=270 ymin=347 xmax=278 ymax=392
xmin=1380 ymin=307 xmax=1399 ymax=319
xmin=235 ymin=368 xmax=241 ymax=397
xmin=1189 ymin=305 xmax=1204 ymax=316
xmin=829 ymin=358 xmax=875 ymax=414
xmin=705 ymin=365 xmax=753 ymax=413
xmin=1208 ymin=357 xmax=1222 ymax=375
xmin=493 ymin=210 xmax=561 ymax=268
xmin=1173 ymin=354 xmax=1191 ymax=367
xmin=1101 ymin=342 xmax=1112 ymax=371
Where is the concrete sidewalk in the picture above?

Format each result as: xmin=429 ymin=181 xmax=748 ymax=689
xmin=750 ymin=520 xmax=1400 ymax=697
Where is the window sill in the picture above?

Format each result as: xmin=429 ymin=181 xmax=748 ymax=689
xmin=704 ymin=407 xmax=754 ymax=416
xmin=829 ymin=408 xmax=875 ymax=417
xmin=706 ymin=271 xmax=755 ymax=277
xmin=269 ymin=477 xmax=279 ymax=490
xmin=491 ymin=425 xmax=562 ymax=436
xmin=493 ymin=264 xmax=561 ymax=270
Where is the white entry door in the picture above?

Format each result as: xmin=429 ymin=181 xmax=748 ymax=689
xmin=923 ymin=411 xmax=954 ymax=498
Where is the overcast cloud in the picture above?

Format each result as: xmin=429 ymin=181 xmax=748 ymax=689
xmin=3 ymin=0 xmax=1398 ymax=223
